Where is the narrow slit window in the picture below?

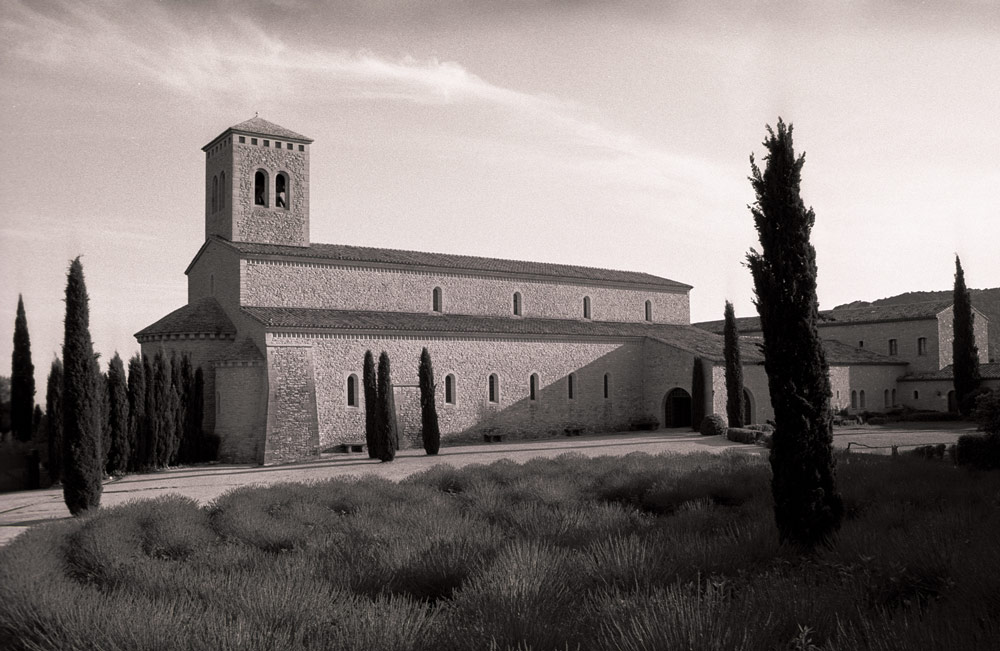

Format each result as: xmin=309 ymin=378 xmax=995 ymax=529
xmin=529 ymin=373 xmax=538 ymax=401
xmin=445 ymin=374 xmax=455 ymax=405
xmin=888 ymin=339 xmax=898 ymax=356
xmin=851 ymin=390 xmax=857 ymax=409
xmin=568 ymin=373 xmax=576 ymax=400
xmin=645 ymin=300 xmax=652 ymax=322
xmin=603 ymin=373 xmax=609 ymax=399
xmin=347 ymin=374 xmax=358 ymax=407
xmin=488 ymin=374 xmax=498 ymax=403
xmin=859 ymin=390 xmax=866 ymax=409
xmin=917 ymin=337 xmax=927 ymax=355
xmin=913 ymin=390 xmax=919 ymax=400
xmin=892 ymin=389 xmax=896 ymax=406
xmin=211 ymin=175 xmax=218 ymax=213
xmin=433 ymin=287 xmax=443 ymax=313
xmin=858 ymin=340 xmax=864 ymax=348
xmin=513 ymin=292 xmax=522 ymax=316
xmin=219 ymin=171 xmax=226 ymax=210
xmin=884 ymin=389 xmax=890 ymax=408
xmin=254 ymin=170 xmax=268 ymax=206
xmin=583 ymin=296 xmax=591 ymax=319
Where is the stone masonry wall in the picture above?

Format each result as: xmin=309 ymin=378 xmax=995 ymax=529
xmin=640 ymin=340 xmax=700 ymax=427
xmin=205 ymin=139 xmax=234 ymax=241
xmin=188 ymin=241 xmax=241 ymax=312
xmin=936 ymin=307 xmax=990 ymax=370
xmin=215 ymin=362 xmax=267 ymax=463
xmin=268 ymin=333 xmax=646 ymax=448
xmin=710 ymin=364 xmax=772 ymax=426
xmin=233 ymin=139 xmax=310 ymax=246
xmin=818 ymin=320 xmax=942 ymax=374
xmin=264 ymin=344 xmax=321 ymax=464
xmin=243 ymin=260 xmax=690 ymax=324
xmin=846 ymin=365 xmax=906 ymax=412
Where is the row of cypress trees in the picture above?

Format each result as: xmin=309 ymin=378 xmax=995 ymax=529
xmin=362 ymin=348 xmax=441 ymax=461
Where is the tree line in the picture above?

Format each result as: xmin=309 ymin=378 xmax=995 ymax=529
xmin=4 ymin=257 xmax=213 ymax=513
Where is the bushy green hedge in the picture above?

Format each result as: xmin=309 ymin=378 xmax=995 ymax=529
xmin=726 ymin=427 xmax=759 ymax=444
xmin=955 ymin=433 xmax=1000 ymax=470
xmin=699 ymin=413 xmax=727 ymax=437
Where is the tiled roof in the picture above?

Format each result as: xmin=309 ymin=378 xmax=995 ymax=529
xmin=243 ymin=306 xmax=729 ymax=357
xmin=227 ymin=117 xmax=312 ymax=142
xmin=134 ymin=298 xmax=236 ymax=339
xmin=695 ymin=300 xmax=953 ymax=334
xmin=215 ymin=337 xmax=263 ymax=362
xmin=737 ymin=336 xmax=906 ymax=366
xmin=900 ymin=362 xmax=1000 ymax=382
xmin=219 ymin=238 xmax=690 ymax=290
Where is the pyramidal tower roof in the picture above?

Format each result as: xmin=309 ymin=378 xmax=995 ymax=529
xmin=203 ymin=116 xmax=313 ymax=150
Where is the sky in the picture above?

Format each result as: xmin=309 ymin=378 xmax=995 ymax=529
xmin=1 ymin=0 xmax=998 ymax=399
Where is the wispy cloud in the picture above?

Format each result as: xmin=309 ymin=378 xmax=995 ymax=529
xmin=2 ymin=0 xmax=735 ymax=196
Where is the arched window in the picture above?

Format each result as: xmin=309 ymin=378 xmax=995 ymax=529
xmin=276 ymin=172 xmax=289 ymax=209
xmin=445 ymin=374 xmax=455 ymax=405
xmin=583 ymin=296 xmax=591 ymax=319
xmin=645 ymin=300 xmax=652 ymax=322
xmin=892 ymin=389 xmax=896 ymax=406
xmin=859 ymin=390 xmax=866 ymax=409
xmin=488 ymin=374 xmax=499 ymax=403
xmin=568 ymin=373 xmax=576 ymax=400
xmin=432 ymin=287 xmax=443 ymax=313
xmin=529 ymin=373 xmax=538 ymax=401
xmin=513 ymin=292 xmax=522 ymax=316
xmin=219 ymin=171 xmax=226 ymax=210
xmin=347 ymin=374 xmax=358 ymax=407
xmin=254 ymin=170 xmax=268 ymax=206
xmin=851 ymin=390 xmax=857 ymax=409
xmin=884 ymin=389 xmax=890 ymax=408
xmin=603 ymin=373 xmax=610 ymax=399
xmin=211 ymin=175 xmax=218 ymax=213
xmin=913 ymin=390 xmax=920 ymax=400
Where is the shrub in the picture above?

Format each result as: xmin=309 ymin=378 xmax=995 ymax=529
xmin=757 ymin=433 xmax=773 ymax=449
xmin=727 ymin=427 xmax=759 ymax=444
xmin=867 ymin=416 xmax=887 ymax=425
xmin=955 ymin=433 xmax=1000 ymax=470
xmin=746 ymin=423 xmax=774 ymax=433
xmin=699 ymin=413 xmax=727 ymax=437
xmin=973 ymin=390 xmax=1000 ymax=435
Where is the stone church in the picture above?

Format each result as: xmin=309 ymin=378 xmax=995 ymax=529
xmin=137 ymin=117 xmax=991 ymax=465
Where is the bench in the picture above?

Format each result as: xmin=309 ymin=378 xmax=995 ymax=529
xmin=331 ymin=443 xmax=366 ymax=454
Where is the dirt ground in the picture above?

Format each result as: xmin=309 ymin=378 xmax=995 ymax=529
xmin=0 ymin=422 xmax=977 ymax=547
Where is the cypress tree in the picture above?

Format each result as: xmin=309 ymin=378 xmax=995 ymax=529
xmin=747 ymin=119 xmax=842 ymax=548
xmin=376 ymin=351 xmax=396 ymax=462
xmin=724 ymin=301 xmax=746 ymax=427
xmin=187 ymin=365 xmax=206 ymax=462
xmin=168 ymin=352 xmax=185 ymax=464
xmin=363 ymin=350 xmax=379 ymax=458
xmin=45 ymin=358 xmax=63 ymax=484
xmin=177 ymin=355 xmax=196 ymax=464
xmin=11 ymin=295 xmax=36 ymax=442
xmin=152 ymin=351 xmax=173 ymax=467
xmin=61 ymin=257 xmax=103 ymax=515
xmin=97 ymin=366 xmax=110 ymax=469
xmin=952 ymin=255 xmax=981 ymax=416
xmin=126 ymin=353 xmax=145 ymax=472
xmin=105 ymin=353 xmax=130 ymax=475
xmin=142 ymin=354 xmax=157 ymax=470
xmin=418 ymin=347 xmax=441 ymax=455
xmin=691 ymin=357 xmax=706 ymax=431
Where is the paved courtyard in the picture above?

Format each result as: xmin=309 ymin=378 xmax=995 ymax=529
xmin=0 ymin=422 xmax=976 ymax=547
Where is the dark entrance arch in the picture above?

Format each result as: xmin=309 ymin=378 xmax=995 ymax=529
xmin=664 ymin=388 xmax=692 ymax=428
xmin=947 ymin=390 xmax=957 ymax=413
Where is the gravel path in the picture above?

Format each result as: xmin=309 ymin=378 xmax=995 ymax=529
xmin=0 ymin=423 xmax=977 ymax=547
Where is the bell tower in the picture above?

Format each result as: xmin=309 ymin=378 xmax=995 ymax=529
xmin=202 ymin=116 xmax=313 ymax=247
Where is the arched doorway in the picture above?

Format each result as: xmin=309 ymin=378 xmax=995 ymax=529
xmin=743 ymin=388 xmax=754 ymax=425
xmin=664 ymin=388 xmax=692 ymax=428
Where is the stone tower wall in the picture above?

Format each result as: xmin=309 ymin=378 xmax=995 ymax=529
xmin=232 ymin=138 xmax=310 ymax=246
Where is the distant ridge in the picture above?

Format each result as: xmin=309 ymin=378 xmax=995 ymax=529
xmin=834 ymin=288 xmax=1000 ymax=363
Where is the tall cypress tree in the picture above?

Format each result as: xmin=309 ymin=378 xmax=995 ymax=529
xmin=45 ymin=358 xmax=64 ymax=484
xmin=724 ymin=301 xmax=746 ymax=427
xmin=105 ymin=353 xmax=130 ymax=475
xmin=746 ymin=120 xmax=842 ymax=548
xmin=11 ymin=295 xmax=36 ymax=442
xmin=178 ymin=355 xmax=196 ymax=464
xmin=418 ymin=347 xmax=441 ymax=455
xmin=376 ymin=351 xmax=396 ymax=462
xmin=168 ymin=352 xmax=184 ymax=465
xmin=191 ymin=367 xmax=208 ymax=461
xmin=62 ymin=257 xmax=103 ymax=515
xmin=691 ymin=357 xmax=706 ymax=431
xmin=363 ymin=350 xmax=379 ymax=459
xmin=126 ymin=353 xmax=145 ymax=472
xmin=152 ymin=351 xmax=173 ymax=467
xmin=142 ymin=354 xmax=157 ymax=470
xmin=952 ymin=255 xmax=981 ymax=416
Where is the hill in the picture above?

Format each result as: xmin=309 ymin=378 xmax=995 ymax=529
xmin=834 ymin=288 xmax=1000 ymax=363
